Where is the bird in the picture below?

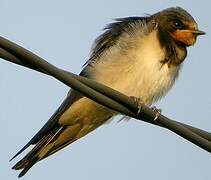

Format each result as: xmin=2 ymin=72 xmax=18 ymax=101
xmin=11 ymin=7 xmax=205 ymax=177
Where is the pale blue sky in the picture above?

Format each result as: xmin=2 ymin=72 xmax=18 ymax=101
xmin=0 ymin=1 xmax=211 ymax=179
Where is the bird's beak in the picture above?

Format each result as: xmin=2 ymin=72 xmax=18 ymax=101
xmin=192 ymin=30 xmax=206 ymax=36
xmin=171 ymin=29 xmax=206 ymax=46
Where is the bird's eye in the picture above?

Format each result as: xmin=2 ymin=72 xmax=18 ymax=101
xmin=173 ymin=21 xmax=184 ymax=29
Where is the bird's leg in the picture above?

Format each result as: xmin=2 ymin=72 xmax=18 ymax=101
xmin=117 ymin=96 xmax=143 ymax=123
xmin=129 ymin=96 xmax=162 ymax=122
xmin=151 ymin=106 xmax=162 ymax=121
xmin=129 ymin=96 xmax=144 ymax=115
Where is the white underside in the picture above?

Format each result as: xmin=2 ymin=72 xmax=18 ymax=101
xmin=92 ymin=30 xmax=180 ymax=105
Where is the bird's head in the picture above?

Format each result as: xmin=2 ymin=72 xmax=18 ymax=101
xmin=154 ymin=7 xmax=205 ymax=47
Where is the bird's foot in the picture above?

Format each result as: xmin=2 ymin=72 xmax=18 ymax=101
xmin=130 ymin=96 xmax=144 ymax=115
xmin=151 ymin=106 xmax=162 ymax=121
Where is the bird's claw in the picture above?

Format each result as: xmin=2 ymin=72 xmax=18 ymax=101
xmin=130 ymin=96 xmax=161 ymax=121
xmin=130 ymin=96 xmax=144 ymax=115
xmin=151 ymin=106 xmax=162 ymax=121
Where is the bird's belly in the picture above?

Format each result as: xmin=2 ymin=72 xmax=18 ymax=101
xmin=118 ymin=65 xmax=179 ymax=105
xmin=96 ymin=62 xmax=180 ymax=106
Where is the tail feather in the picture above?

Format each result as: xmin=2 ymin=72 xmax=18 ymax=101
xmin=12 ymin=121 xmax=105 ymax=177
xmin=12 ymin=133 xmax=51 ymax=170
xmin=17 ymin=157 xmax=39 ymax=178
xmin=12 ymin=126 xmax=64 ymax=173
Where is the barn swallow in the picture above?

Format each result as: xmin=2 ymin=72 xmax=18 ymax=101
xmin=11 ymin=7 xmax=205 ymax=177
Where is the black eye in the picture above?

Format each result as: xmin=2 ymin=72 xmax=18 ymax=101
xmin=173 ymin=21 xmax=184 ymax=29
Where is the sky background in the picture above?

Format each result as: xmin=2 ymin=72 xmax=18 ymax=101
xmin=0 ymin=1 xmax=211 ymax=180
